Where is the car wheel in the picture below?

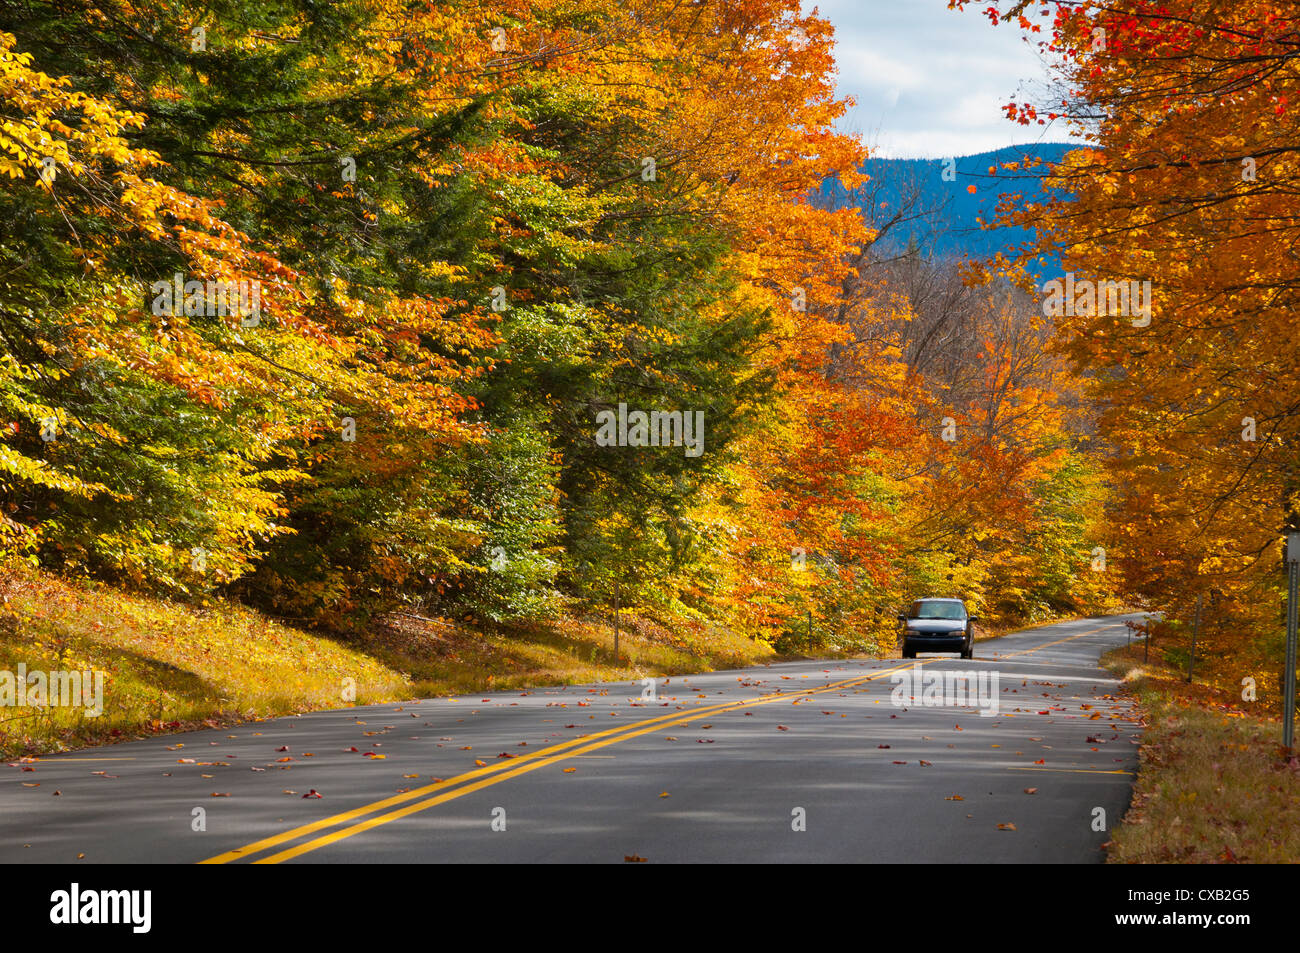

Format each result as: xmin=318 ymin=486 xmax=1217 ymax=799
xmin=961 ymin=640 xmax=973 ymax=660
xmin=902 ymin=645 xmax=915 ymax=659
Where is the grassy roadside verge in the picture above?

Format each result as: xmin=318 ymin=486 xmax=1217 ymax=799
xmin=0 ymin=563 xmax=772 ymax=759
xmin=1101 ymin=641 xmax=1300 ymax=863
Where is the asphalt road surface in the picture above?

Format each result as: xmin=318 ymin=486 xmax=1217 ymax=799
xmin=3 ymin=615 xmax=1145 ymax=863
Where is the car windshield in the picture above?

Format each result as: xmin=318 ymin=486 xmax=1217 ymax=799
xmin=908 ymin=600 xmax=965 ymax=620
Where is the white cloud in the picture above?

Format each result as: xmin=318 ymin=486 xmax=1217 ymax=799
xmin=807 ymin=0 xmax=1079 ymax=158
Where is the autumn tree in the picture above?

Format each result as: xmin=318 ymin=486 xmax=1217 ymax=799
xmin=957 ymin=0 xmax=1300 ymax=683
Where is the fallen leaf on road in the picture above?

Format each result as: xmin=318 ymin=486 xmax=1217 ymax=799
xmin=563 ymin=768 xmax=576 ymax=773
xmin=1023 ymin=788 xmax=1038 ymax=795
xmin=624 ymin=855 xmax=647 ymax=863
xmin=474 ymin=759 xmax=487 ymax=766
xmin=997 ymin=823 xmax=1017 ymax=831
xmin=303 ymin=789 xmax=322 ymax=798
xmin=210 ymin=792 xmax=230 ymax=797
xmin=659 ymin=792 xmax=670 ymax=798
xmin=777 ymin=725 xmax=789 ymax=731
xmin=944 ymin=795 xmax=964 ymax=801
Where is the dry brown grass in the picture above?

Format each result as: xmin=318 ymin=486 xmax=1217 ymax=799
xmin=0 ymin=562 xmax=773 ymax=758
xmin=1103 ymin=642 xmax=1300 ymax=863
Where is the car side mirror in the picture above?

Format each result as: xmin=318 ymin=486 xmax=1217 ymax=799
xmin=968 ymin=616 xmax=980 ymax=624
xmin=896 ymin=613 xmax=907 ymax=622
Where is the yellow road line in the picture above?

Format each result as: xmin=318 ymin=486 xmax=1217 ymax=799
xmin=202 ymin=661 xmax=918 ymax=864
xmin=28 ymin=757 xmax=137 ymax=762
xmin=1009 ymin=766 xmax=1134 ymax=775
xmin=993 ymin=623 xmax=1122 ymax=659
xmin=200 ymin=696 xmax=757 ymax=864
xmin=252 ymin=661 xmax=923 ymax=864
xmin=209 ymin=621 xmax=1132 ymax=864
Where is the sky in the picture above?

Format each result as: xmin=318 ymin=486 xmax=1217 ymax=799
xmin=808 ymin=0 xmax=1079 ymax=158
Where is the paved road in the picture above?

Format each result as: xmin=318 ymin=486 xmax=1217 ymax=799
xmin=2 ymin=615 xmax=1144 ymax=863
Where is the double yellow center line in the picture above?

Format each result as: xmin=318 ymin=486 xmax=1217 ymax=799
xmin=201 ymin=659 xmax=924 ymax=864
xmin=203 ymin=621 xmax=1125 ymax=864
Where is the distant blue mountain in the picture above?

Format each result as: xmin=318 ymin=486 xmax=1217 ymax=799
xmin=818 ymin=142 xmax=1076 ymax=277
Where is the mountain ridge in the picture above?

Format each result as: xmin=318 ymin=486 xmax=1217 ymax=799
xmin=820 ymin=141 xmax=1078 ymax=273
